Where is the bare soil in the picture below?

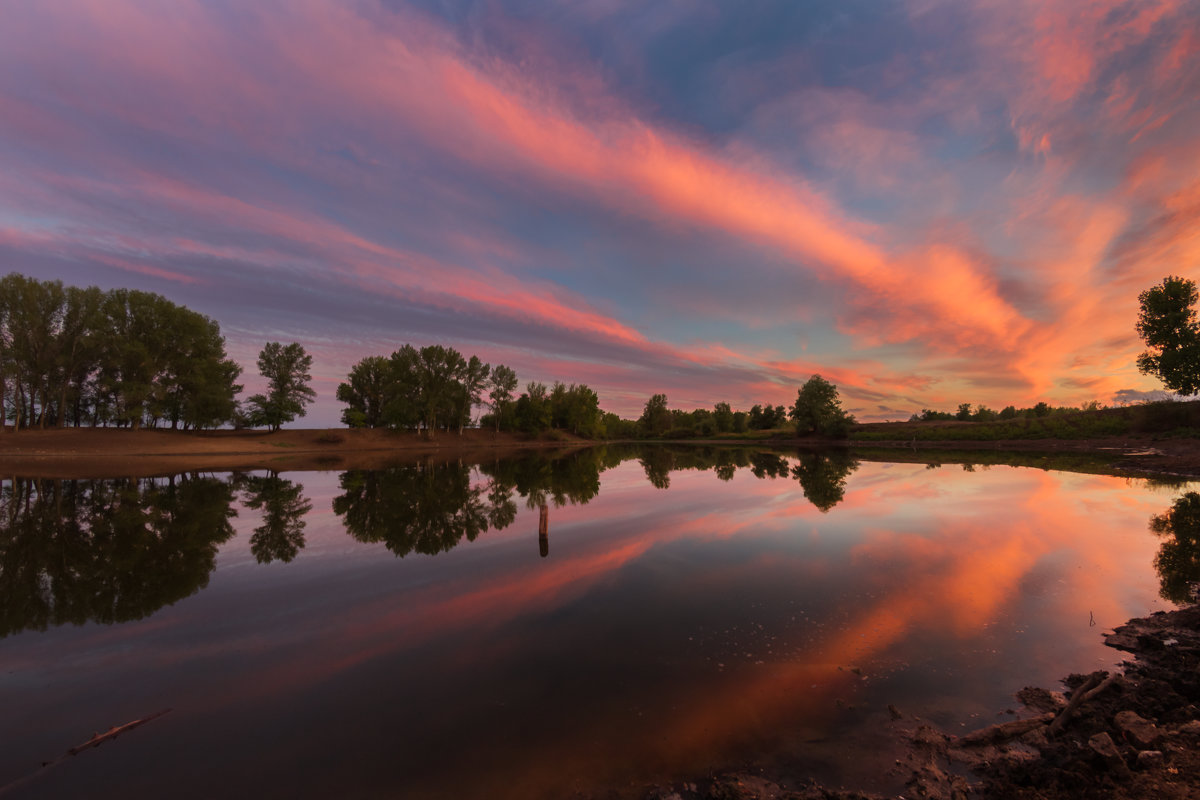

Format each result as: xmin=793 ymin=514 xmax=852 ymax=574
xmin=0 ymin=426 xmax=588 ymax=478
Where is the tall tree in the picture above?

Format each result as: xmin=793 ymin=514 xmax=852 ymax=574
xmin=1136 ymin=275 xmax=1200 ymax=395
xmin=247 ymin=342 xmax=316 ymax=431
xmin=639 ymin=393 xmax=670 ymax=437
xmin=790 ymin=374 xmax=855 ymax=438
xmin=337 ymin=355 xmax=393 ymax=428
xmin=487 ymin=364 xmax=518 ymax=431
xmin=414 ymin=344 xmax=467 ymax=435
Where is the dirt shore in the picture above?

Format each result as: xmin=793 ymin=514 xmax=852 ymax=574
xmin=0 ymin=427 xmax=589 ymax=478
xmin=6 ymin=427 xmax=1200 ymax=480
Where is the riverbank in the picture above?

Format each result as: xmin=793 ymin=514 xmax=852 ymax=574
xmin=6 ymin=426 xmax=1200 ymax=480
xmin=647 ymin=604 xmax=1200 ymax=800
xmin=0 ymin=427 xmax=590 ymax=478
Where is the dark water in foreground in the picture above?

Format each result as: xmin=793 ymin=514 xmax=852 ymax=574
xmin=0 ymin=446 xmax=1191 ymax=798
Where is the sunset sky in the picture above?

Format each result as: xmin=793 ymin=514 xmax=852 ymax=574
xmin=3 ymin=0 xmax=1198 ymax=425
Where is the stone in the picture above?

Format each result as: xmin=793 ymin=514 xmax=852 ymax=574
xmin=1114 ymin=710 xmax=1160 ymax=748
xmin=1089 ymin=732 xmax=1132 ymax=779
xmin=1088 ymin=732 xmax=1121 ymax=760
xmin=1136 ymin=750 xmax=1165 ymax=770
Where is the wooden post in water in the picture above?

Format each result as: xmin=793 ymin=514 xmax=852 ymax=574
xmin=538 ymin=504 xmax=549 ymax=558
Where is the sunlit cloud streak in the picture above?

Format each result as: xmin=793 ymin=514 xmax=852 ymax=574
xmin=1 ymin=0 xmax=1198 ymax=421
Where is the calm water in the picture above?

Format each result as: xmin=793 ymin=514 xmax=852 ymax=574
xmin=0 ymin=447 xmax=1191 ymax=798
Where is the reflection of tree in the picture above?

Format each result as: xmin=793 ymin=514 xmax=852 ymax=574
xmin=748 ymin=452 xmax=791 ymax=479
xmin=1150 ymin=492 xmax=1200 ymax=603
xmin=791 ymin=451 xmax=860 ymax=512
xmin=239 ymin=473 xmax=312 ymax=564
xmin=0 ymin=475 xmax=237 ymax=638
xmin=639 ymin=449 xmax=674 ymax=490
xmin=480 ymin=450 xmax=604 ymax=508
xmin=333 ymin=462 xmax=492 ymax=557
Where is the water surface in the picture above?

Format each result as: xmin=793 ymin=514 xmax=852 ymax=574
xmin=0 ymin=447 xmax=1190 ymax=797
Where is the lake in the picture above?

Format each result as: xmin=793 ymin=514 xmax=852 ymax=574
xmin=0 ymin=446 xmax=1190 ymax=798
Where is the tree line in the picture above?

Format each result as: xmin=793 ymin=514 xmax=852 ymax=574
xmin=336 ymin=345 xmax=606 ymax=436
xmin=627 ymin=375 xmax=855 ymax=439
xmin=0 ymin=273 xmax=316 ymax=431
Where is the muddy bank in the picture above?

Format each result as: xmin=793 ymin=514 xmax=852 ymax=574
xmin=644 ymin=604 xmax=1200 ymax=800
xmin=0 ymin=427 xmax=590 ymax=478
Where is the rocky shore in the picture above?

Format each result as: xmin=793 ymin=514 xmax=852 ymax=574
xmin=648 ymin=604 xmax=1200 ymax=800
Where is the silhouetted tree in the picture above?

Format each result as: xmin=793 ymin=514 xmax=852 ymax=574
xmin=247 ymin=342 xmax=315 ymax=431
xmin=1137 ymin=276 xmax=1200 ymax=395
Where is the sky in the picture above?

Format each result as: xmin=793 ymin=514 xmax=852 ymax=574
xmin=2 ymin=0 xmax=1198 ymax=426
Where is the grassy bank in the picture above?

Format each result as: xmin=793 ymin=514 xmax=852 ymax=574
xmin=852 ymin=400 xmax=1200 ymax=442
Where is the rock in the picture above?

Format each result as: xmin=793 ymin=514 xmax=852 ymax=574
xmin=1175 ymin=720 xmax=1200 ymax=736
xmin=1115 ymin=709 xmax=1161 ymax=748
xmin=1088 ymin=732 xmax=1132 ymax=779
xmin=1136 ymin=750 xmax=1165 ymax=770
xmin=1088 ymin=732 xmax=1121 ymax=760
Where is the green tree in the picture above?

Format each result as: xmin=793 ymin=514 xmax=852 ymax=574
xmin=1136 ymin=276 xmax=1200 ymax=395
xmin=247 ymin=342 xmax=316 ymax=431
xmin=790 ymin=375 xmax=855 ymax=438
xmin=639 ymin=393 xmax=670 ymax=437
xmin=515 ymin=381 xmax=552 ymax=432
xmin=955 ymin=403 xmax=972 ymax=421
xmin=337 ymin=355 xmax=392 ymax=428
xmin=713 ymin=402 xmax=733 ymax=433
xmin=487 ymin=364 xmax=519 ymax=431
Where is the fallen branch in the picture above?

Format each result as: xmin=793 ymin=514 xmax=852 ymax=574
xmin=0 ymin=709 xmax=172 ymax=797
xmin=68 ymin=708 xmax=173 ymax=755
xmin=959 ymin=712 xmax=1056 ymax=746
xmin=1048 ymin=671 xmax=1106 ymax=735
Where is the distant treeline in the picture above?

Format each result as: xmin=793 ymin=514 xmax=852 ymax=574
xmin=0 ymin=274 xmax=242 ymax=430
xmin=910 ymin=400 xmax=1104 ymax=423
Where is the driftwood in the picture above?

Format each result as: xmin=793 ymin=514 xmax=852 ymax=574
xmin=0 ymin=708 xmax=172 ymax=797
xmin=1048 ymin=671 xmax=1107 ymax=735
xmin=959 ymin=670 xmax=1119 ymax=747
xmin=68 ymin=708 xmax=173 ymax=755
xmin=958 ymin=711 xmax=1056 ymax=746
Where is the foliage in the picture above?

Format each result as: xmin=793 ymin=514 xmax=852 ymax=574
xmin=639 ymin=393 xmax=671 ymax=437
xmin=1136 ymin=276 xmax=1200 ymax=395
xmin=246 ymin=342 xmax=316 ymax=431
xmin=336 ymin=355 xmax=391 ymax=428
xmin=790 ymin=375 xmax=855 ymax=438
xmin=1150 ymin=492 xmax=1200 ymax=603
xmin=0 ymin=273 xmax=242 ymax=430
xmin=487 ymin=364 xmax=519 ymax=431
